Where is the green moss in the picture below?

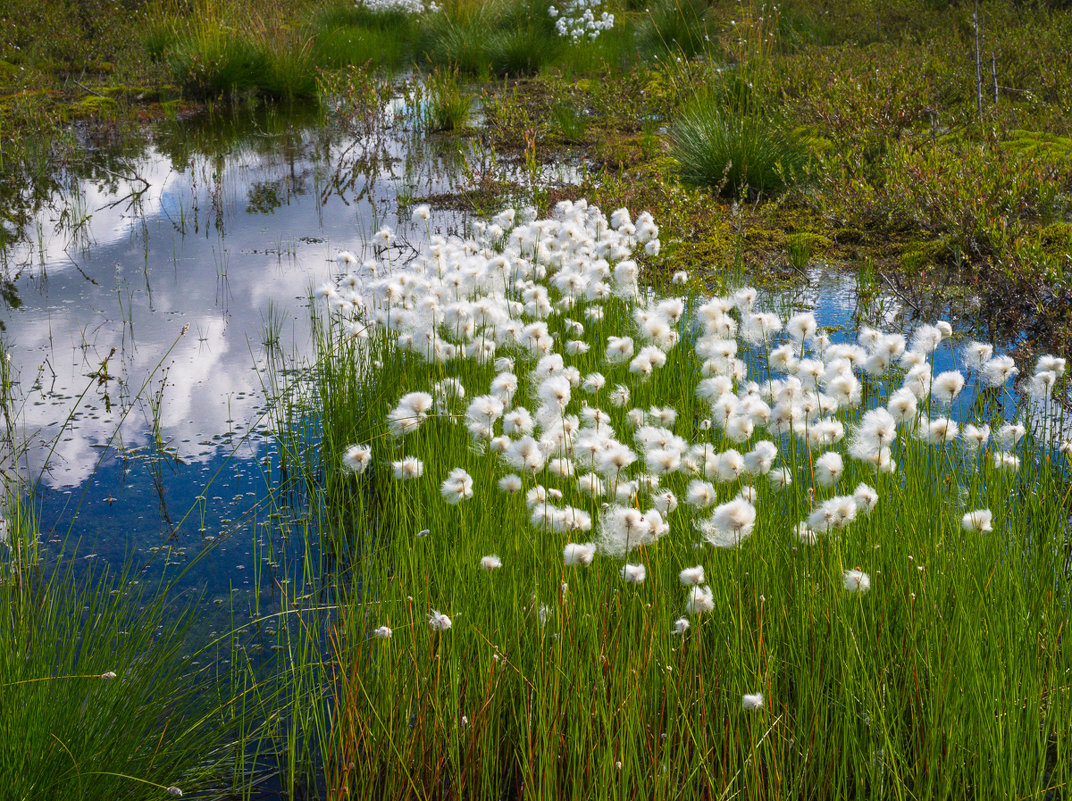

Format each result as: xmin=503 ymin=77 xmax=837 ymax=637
xmin=1036 ymin=222 xmax=1072 ymax=253
xmin=1001 ymin=130 xmax=1072 ymax=165
xmin=902 ymin=237 xmax=955 ymax=272
xmin=68 ymin=95 xmax=118 ymax=116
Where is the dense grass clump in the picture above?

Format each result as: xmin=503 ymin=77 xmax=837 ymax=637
xmin=671 ymin=92 xmax=809 ymax=195
xmin=0 ymin=553 xmax=227 ymax=799
xmin=418 ymin=0 xmax=561 ymax=77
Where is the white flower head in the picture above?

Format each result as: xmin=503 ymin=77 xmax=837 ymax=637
xmin=962 ymin=509 xmax=993 ymax=532
xmin=686 ymin=584 xmax=715 ymax=615
xmin=342 ymin=444 xmax=373 ymax=474
xmin=741 ymin=693 xmax=765 ymax=710
xmin=679 ymin=565 xmax=706 ymax=585
xmin=563 ymin=542 xmax=597 ymax=566
xmin=842 ymin=569 xmax=871 ymax=593
xmin=428 ymin=610 xmax=452 ymax=631
xmin=621 ymin=563 xmax=647 ymax=584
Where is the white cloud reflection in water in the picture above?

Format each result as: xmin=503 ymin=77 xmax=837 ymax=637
xmin=3 ymin=114 xmax=474 ymax=489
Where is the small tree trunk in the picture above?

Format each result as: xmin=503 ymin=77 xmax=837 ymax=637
xmin=974 ymin=0 xmax=984 ymax=119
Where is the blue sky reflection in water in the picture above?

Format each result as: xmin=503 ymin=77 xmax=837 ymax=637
xmin=1 ymin=104 xmax=478 ymax=595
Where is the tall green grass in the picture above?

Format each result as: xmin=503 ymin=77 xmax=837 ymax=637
xmin=0 ymin=550 xmax=232 ymax=799
xmin=272 ymin=201 xmax=1072 ymax=799
xmin=671 ymin=90 xmax=810 ymax=196
xmin=419 ymin=0 xmax=561 ymax=77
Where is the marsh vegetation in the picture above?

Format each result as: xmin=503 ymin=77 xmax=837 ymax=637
xmin=2 ymin=0 xmax=1072 ymax=798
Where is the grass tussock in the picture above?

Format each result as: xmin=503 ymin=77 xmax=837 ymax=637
xmin=671 ymin=91 xmax=810 ymax=196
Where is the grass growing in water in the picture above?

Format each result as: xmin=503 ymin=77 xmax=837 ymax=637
xmin=290 ymin=199 xmax=1072 ymax=798
xmin=0 ymin=546 xmax=230 ymax=799
xmin=422 ymin=67 xmax=470 ymax=132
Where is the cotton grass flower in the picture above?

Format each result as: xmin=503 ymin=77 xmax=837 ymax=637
xmin=931 ymin=370 xmax=965 ymax=404
xmin=741 ymin=693 xmax=765 ymax=711
xmin=428 ymin=610 xmax=452 ymax=631
xmin=982 ymin=355 xmax=1017 ymax=387
xmin=842 ymin=569 xmax=871 ymax=593
xmin=621 ymin=563 xmax=647 ymax=584
xmin=393 ymin=456 xmax=424 ymax=480
xmin=686 ymin=585 xmax=715 ymax=615
xmin=481 ymin=555 xmax=503 ymax=570
xmin=853 ymin=483 xmax=879 ymax=514
xmin=498 ymin=474 xmax=523 ymax=493
xmin=769 ymin=466 xmax=793 ymax=489
xmin=992 ymin=452 xmax=1020 ymax=471
xmin=698 ymin=498 xmax=757 ymax=548
xmin=341 ymin=444 xmax=372 ymax=474
xmin=374 ymin=626 xmax=393 ymax=639
xmin=563 ymin=542 xmax=597 ymax=566
xmin=962 ymin=509 xmax=993 ymax=532
xmin=962 ymin=423 xmax=990 ymax=450
xmin=679 ymin=565 xmax=705 ymax=586
xmin=814 ymin=451 xmax=844 ymax=488
xmin=441 ymin=467 xmax=474 ymax=504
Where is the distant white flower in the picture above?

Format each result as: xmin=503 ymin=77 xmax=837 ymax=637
xmin=440 ymin=467 xmax=474 ymax=504
xmin=853 ymin=483 xmax=879 ymax=514
xmin=621 ymin=563 xmax=647 ymax=584
xmin=341 ymin=444 xmax=373 ymax=474
xmin=673 ymin=617 xmax=690 ymax=635
xmin=428 ymin=610 xmax=452 ymax=631
xmin=982 ymin=355 xmax=1017 ymax=387
xmin=679 ymin=565 xmax=706 ymax=585
xmin=672 ymin=270 xmax=688 ymax=285
xmin=563 ymin=542 xmax=597 ymax=566
xmin=481 ymin=555 xmax=503 ymax=570
xmin=962 ymin=341 xmax=994 ymax=371
xmin=992 ymin=452 xmax=1020 ymax=471
xmin=374 ymin=626 xmax=393 ymax=639
xmin=498 ymin=474 xmax=523 ymax=493
xmin=1037 ymin=354 xmax=1066 ymax=377
xmin=166 ymin=789 xmax=184 ymax=798
xmin=698 ymin=498 xmax=757 ymax=548
xmin=411 ymin=203 xmax=431 ymax=222
xmin=392 ymin=456 xmax=424 ymax=480
xmin=962 ymin=509 xmax=993 ymax=532
xmin=741 ymin=693 xmax=765 ymax=710
xmin=962 ymin=423 xmax=990 ymax=450
xmin=794 ymin=522 xmax=817 ymax=545
xmin=931 ymin=370 xmax=965 ymax=404
xmin=842 ymin=569 xmax=871 ymax=593
xmin=686 ymin=585 xmax=715 ymax=615
xmin=100 ymin=671 xmax=117 ymax=679
xmin=814 ymin=451 xmax=844 ymax=488
xmin=769 ymin=466 xmax=793 ymax=489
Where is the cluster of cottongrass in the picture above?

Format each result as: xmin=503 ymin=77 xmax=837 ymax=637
xmin=355 ymin=0 xmax=440 ymax=15
xmin=549 ymin=0 xmax=615 ymax=41
xmin=312 ymin=200 xmax=1072 ymax=798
